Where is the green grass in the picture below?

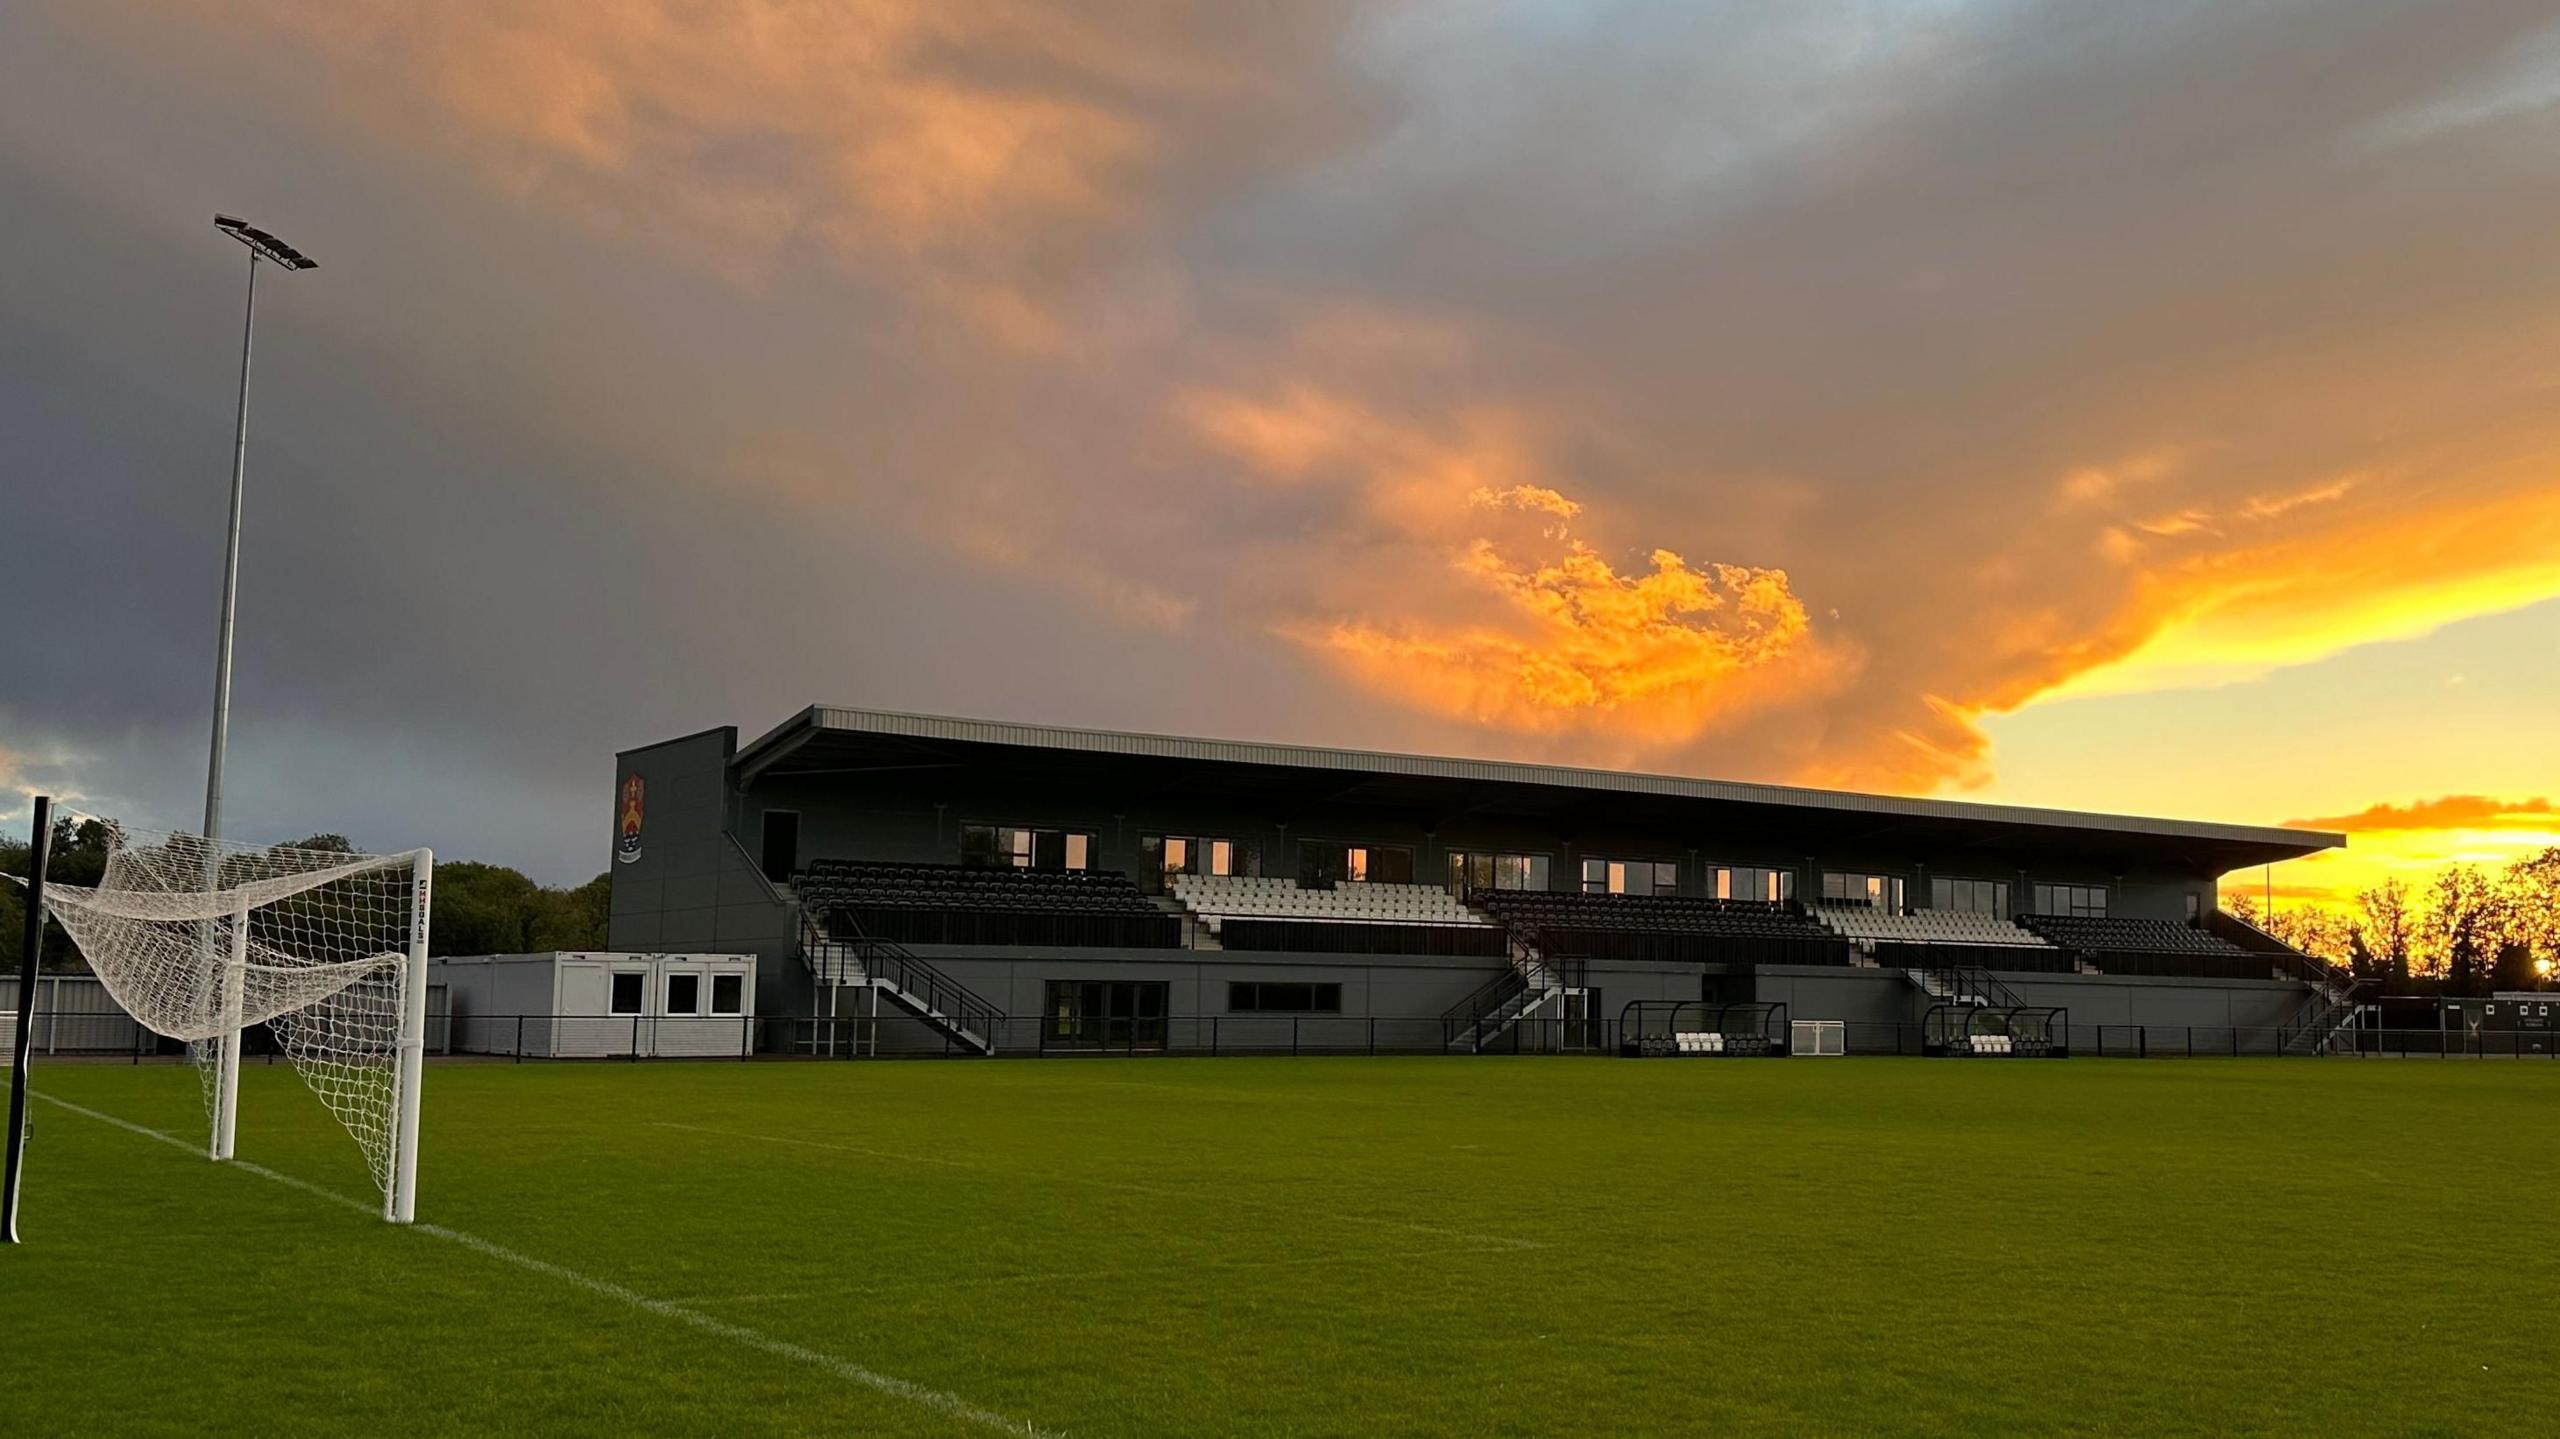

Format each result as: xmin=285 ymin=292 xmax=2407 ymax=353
xmin=4 ymin=1057 xmax=2554 ymax=1436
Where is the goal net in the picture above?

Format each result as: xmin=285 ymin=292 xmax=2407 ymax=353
xmin=38 ymin=821 xmax=432 ymax=1222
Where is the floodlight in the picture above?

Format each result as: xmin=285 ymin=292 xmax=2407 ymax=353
xmin=214 ymin=213 xmax=319 ymax=270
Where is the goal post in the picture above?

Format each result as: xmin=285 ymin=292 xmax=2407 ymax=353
xmin=41 ymin=821 xmax=434 ymax=1224
xmin=390 ymin=850 xmax=430 ymax=1224
xmin=212 ymin=908 xmax=249 ymax=1162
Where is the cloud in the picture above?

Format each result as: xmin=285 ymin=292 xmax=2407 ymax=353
xmin=1177 ymin=366 xmax=1851 ymax=753
xmin=2287 ymin=795 xmax=2560 ymax=834
xmin=154 ymin=0 xmax=1365 ymax=346
xmin=9 ymin=0 xmax=2560 ymax=874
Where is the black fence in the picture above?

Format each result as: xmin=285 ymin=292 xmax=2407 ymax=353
xmin=12 ymin=991 xmax=2559 ymax=1063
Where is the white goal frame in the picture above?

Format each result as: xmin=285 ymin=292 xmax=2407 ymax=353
xmin=207 ymin=849 xmax=433 ymax=1222
xmin=42 ymin=827 xmax=436 ymax=1225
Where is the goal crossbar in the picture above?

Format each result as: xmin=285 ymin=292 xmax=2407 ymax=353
xmin=37 ymin=822 xmax=433 ymax=1223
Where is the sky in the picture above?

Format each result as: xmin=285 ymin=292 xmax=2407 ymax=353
xmin=1 ymin=0 xmax=2555 ymax=902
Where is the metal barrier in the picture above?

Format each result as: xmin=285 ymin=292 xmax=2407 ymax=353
xmin=10 ymin=987 xmax=2559 ymax=1063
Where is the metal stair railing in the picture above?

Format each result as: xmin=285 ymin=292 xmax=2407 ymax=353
xmin=801 ymin=913 xmax=1005 ymax=1054
xmin=2277 ymin=967 xmax=2377 ymax=1055
xmin=1440 ymin=921 xmax=1576 ymax=1051
xmin=1905 ymin=960 xmax=2024 ymax=1010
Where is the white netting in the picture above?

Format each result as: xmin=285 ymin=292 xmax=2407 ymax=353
xmin=39 ymin=820 xmax=426 ymax=1202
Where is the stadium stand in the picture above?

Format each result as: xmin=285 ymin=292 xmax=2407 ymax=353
xmin=1807 ymin=901 xmax=2087 ymax=974
xmin=796 ymin=859 xmax=1181 ymax=948
xmin=2014 ymin=914 xmax=2275 ymax=980
xmin=1169 ymin=876 xmax=1510 ymax=956
xmin=1811 ymin=901 xmax=2051 ymax=948
xmin=1470 ymin=891 xmax=1852 ymax=966
xmin=1172 ymin=876 xmax=1486 ymax=925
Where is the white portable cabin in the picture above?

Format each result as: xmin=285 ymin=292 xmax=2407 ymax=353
xmin=430 ymin=952 xmax=757 ymax=1058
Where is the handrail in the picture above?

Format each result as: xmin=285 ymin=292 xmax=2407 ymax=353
xmin=1440 ymin=964 xmax=1530 ymax=1049
xmin=1911 ymin=960 xmax=2024 ymax=1010
xmin=800 ymin=911 xmax=1005 ymax=1049
xmin=2276 ymin=972 xmax=2376 ymax=1055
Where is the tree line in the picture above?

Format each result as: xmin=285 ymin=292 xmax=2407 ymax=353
xmin=1 ymin=814 xmax=609 ymax=972
xmin=2228 ymin=846 xmax=2560 ymax=995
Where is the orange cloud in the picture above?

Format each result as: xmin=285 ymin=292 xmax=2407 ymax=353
xmin=1304 ymin=542 xmax=1828 ymax=738
xmin=1179 ymin=372 xmax=1847 ymax=749
xmin=152 ymin=0 xmax=1321 ymax=346
xmin=2286 ymin=795 xmax=2558 ymax=834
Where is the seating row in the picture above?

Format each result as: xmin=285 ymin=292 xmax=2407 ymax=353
xmin=2017 ymin=915 xmax=2255 ymax=958
xmin=1472 ymin=891 xmax=1837 ymax=943
xmin=1813 ymin=906 xmax=2053 ymax=948
xmin=1172 ymin=875 xmax=1486 ymax=926
xmin=796 ymin=860 xmax=1161 ymax=918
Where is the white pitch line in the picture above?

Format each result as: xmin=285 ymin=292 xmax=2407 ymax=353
xmin=34 ymin=1093 xmax=1058 ymax=1439
xmin=655 ymin=1120 xmax=1544 ymax=1251
xmin=674 ymin=1238 xmax=1527 ymax=1308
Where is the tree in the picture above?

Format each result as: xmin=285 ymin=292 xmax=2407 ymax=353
xmin=1 ymin=812 xmax=115 ymax=972
xmin=2356 ymin=878 xmax=2415 ymax=986
xmin=529 ymin=873 xmax=611 ymax=952
xmin=428 ymin=861 xmax=610 ymax=955
xmin=2418 ymin=865 xmax=2510 ymax=994
xmin=2504 ymin=847 xmax=2560 ymax=978
xmin=2265 ymin=904 xmax=2352 ymax=965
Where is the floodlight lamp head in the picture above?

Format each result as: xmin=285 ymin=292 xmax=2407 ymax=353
xmin=214 ymin=214 xmax=318 ymax=271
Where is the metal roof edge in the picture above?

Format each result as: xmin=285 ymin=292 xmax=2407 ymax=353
xmin=745 ymin=704 xmax=2342 ymax=853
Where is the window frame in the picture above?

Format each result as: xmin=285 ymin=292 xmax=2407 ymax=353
xmin=607 ymin=970 xmax=647 ymax=1017
xmin=709 ymin=972 xmax=746 ymax=1017
xmin=1822 ymin=870 xmax=1908 ymax=913
xmin=1445 ymin=850 xmax=1553 ymax=894
xmin=1711 ymin=865 xmax=1796 ymax=903
xmin=2032 ymin=882 xmax=2110 ymax=918
xmin=664 ymin=971 xmax=702 ymax=1017
xmin=1302 ymin=840 xmax=1414 ymax=886
xmin=1931 ymin=876 xmax=2010 ymax=916
xmin=1228 ymin=980 xmax=1345 ymax=1014
xmin=1581 ymin=857 xmax=1680 ymax=897
xmin=959 ymin=822 xmax=1101 ymax=872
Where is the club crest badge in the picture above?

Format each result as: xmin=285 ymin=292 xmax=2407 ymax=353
xmin=617 ymin=775 xmax=645 ymax=864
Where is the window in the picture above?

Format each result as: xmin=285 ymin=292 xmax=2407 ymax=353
xmin=1044 ymin=980 xmax=1169 ymax=1050
xmin=1229 ymin=981 xmax=1343 ymax=1013
xmin=1582 ymin=858 xmax=1679 ymax=896
xmin=2185 ymin=892 xmax=2202 ymax=922
xmin=1713 ymin=866 xmax=1796 ymax=903
xmin=1446 ymin=851 xmax=1553 ymax=893
xmin=1932 ymin=877 xmax=2009 ymax=916
xmin=609 ymin=972 xmax=646 ymax=1016
xmin=710 ymin=973 xmax=745 ymax=1016
xmin=1822 ymin=871 xmax=1907 ymax=912
xmin=759 ymin=810 xmax=799 ymax=885
xmin=2033 ymin=883 xmax=2109 ymax=918
xmin=665 ymin=973 xmax=700 ymax=1016
xmin=1301 ymin=842 xmax=1412 ymax=886
xmin=959 ymin=824 xmax=1098 ymax=871
xmin=1144 ymin=834 xmax=1237 ymax=879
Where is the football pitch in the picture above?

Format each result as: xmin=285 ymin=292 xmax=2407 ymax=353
xmin=6 ymin=1057 xmax=2553 ymax=1436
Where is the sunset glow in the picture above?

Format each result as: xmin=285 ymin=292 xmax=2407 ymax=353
xmin=3 ymin=1 xmax=2557 ymax=889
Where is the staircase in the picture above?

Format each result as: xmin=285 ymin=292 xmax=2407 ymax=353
xmin=2277 ymin=967 xmax=2376 ymax=1056
xmin=801 ymin=918 xmax=1003 ymax=1056
xmin=1151 ymin=894 xmax=1220 ymax=950
xmin=1901 ymin=961 xmax=2024 ymax=1011
xmin=2214 ymin=911 xmax=2377 ymax=1056
xmin=1442 ymin=932 xmax=1579 ymax=1052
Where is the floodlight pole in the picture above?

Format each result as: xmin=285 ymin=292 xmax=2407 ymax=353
xmin=204 ymin=248 xmax=256 ymax=857
xmin=202 ymin=215 xmax=315 ymax=1164
xmin=204 ymin=248 xmax=257 ymax=1163
xmin=4 ymin=796 xmax=54 ymax=1243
